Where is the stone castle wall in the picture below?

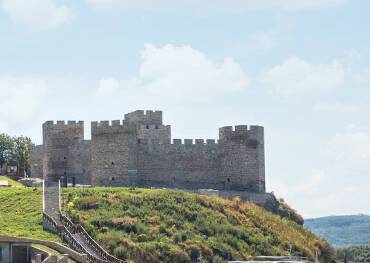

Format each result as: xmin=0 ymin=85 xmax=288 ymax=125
xmin=29 ymin=144 xmax=43 ymax=178
xmin=90 ymin=120 xmax=137 ymax=186
xmin=30 ymin=110 xmax=266 ymax=197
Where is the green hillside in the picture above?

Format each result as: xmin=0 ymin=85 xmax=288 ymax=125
xmin=64 ymin=187 xmax=332 ymax=263
xmin=0 ymin=187 xmax=59 ymax=241
xmin=305 ymin=215 xmax=370 ymax=247
xmin=0 ymin=175 xmax=25 ymax=187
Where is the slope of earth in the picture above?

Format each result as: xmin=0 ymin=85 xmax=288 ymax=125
xmin=0 ymin=175 xmax=25 ymax=187
xmin=305 ymin=215 xmax=370 ymax=247
xmin=0 ymin=187 xmax=59 ymax=241
xmin=63 ymin=187 xmax=332 ymax=263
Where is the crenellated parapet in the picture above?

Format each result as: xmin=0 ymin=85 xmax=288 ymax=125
xmin=43 ymin=120 xmax=84 ymax=127
xmin=42 ymin=121 xmax=85 ymax=145
xmin=91 ymin=120 xmax=137 ymax=136
xmin=219 ymin=125 xmax=264 ymax=146
xmin=124 ymin=110 xmax=163 ymax=125
xmin=172 ymin=139 xmax=218 ymax=145
xmin=138 ymin=138 xmax=218 ymax=146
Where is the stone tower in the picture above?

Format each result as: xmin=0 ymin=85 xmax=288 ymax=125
xmin=219 ymin=125 xmax=265 ymax=192
xmin=42 ymin=121 xmax=84 ymax=183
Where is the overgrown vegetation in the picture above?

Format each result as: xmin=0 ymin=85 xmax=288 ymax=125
xmin=64 ymin=187 xmax=334 ymax=263
xmin=336 ymin=246 xmax=370 ymax=262
xmin=0 ymin=187 xmax=59 ymax=241
xmin=274 ymin=198 xmax=304 ymax=225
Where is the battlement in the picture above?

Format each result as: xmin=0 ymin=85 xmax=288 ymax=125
xmin=180 ymin=139 xmax=218 ymax=145
xmin=219 ymin=125 xmax=264 ymax=142
xmin=124 ymin=110 xmax=162 ymax=125
xmin=43 ymin=120 xmax=84 ymax=128
xmin=42 ymin=121 xmax=85 ymax=144
xmin=138 ymin=138 xmax=218 ymax=146
xmin=91 ymin=120 xmax=137 ymax=135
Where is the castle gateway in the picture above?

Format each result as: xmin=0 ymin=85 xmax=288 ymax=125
xmin=31 ymin=110 xmax=269 ymax=202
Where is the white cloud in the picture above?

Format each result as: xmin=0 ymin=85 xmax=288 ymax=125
xmin=95 ymin=44 xmax=249 ymax=103
xmin=86 ymin=0 xmax=348 ymax=13
xmin=313 ymin=102 xmax=364 ymax=115
xmin=1 ymin=0 xmax=72 ymax=29
xmin=261 ymin=57 xmax=345 ymax=96
xmin=0 ymin=77 xmax=48 ymax=133
xmin=325 ymin=130 xmax=370 ymax=160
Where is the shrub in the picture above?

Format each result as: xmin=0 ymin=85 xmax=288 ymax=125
xmin=187 ymin=244 xmax=201 ymax=261
xmin=75 ymin=196 xmax=99 ymax=210
xmin=168 ymin=247 xmax=191 ymax=263
xmin=114 ymin=246 xmax=127 ymax=259
xmin=213 ymin=255 xmax=225 ymax=263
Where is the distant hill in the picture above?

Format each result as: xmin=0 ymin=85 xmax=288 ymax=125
xmin=305 ymin=215 xmax=370 ymax=247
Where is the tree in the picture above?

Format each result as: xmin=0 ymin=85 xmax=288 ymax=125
xmin=0 ymin=133 xmax=14 ymax=174
xmin=12 ymin=136 xmax=32 ymax=177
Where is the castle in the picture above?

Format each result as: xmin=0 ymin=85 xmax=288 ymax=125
xmin=31 ymin=110 xmax=272 ymax=204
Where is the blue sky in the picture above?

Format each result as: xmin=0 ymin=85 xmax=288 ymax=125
xmin=0 ymin=0 xmax=369 ymax=218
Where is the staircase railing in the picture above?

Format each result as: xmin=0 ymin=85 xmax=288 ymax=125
xmin=59 ymin=212 xmax=123 ymax=263
xmin=60 ymin=213 xmax=78 ymax=233
xmin=44 ymin=211 xmax=109 ymax=263
xmin=43 ymin=213 xmax=59 ymax=232
xmin=76 ymin=224 xmax=123 ymax=263
xmin=43 ymin=180 xmax=124 ymax=263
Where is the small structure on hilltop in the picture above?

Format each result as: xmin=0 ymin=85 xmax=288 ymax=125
xmin=0 ymin=180 xmax=9 ymax=187
xmin=31 ymin=110 xmax=275 ymax=206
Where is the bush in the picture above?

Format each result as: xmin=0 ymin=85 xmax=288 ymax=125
xmin=113 ymin=246 xmax=127 ymax=259
xmin=75 ymin=196 xmax=99 ymax=210
xmin=168 ymin=247 xmax=191 ymax=263
xmin=187 ymin=244 xmax=201 ymax=261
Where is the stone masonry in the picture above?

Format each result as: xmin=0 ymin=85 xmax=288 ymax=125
xmin=31 ymin=110 xmax=269 ymax=202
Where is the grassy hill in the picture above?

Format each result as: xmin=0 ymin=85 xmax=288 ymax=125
xmin=0 ymin=187 xmax=59 ymax=241
xmin=0 ymin=185 xmax=333 ymax=262
xmin=64 ymin=187 xmax=332 ymax=263
xmin=305 ymin=215 xmax=370 ymax=247
xmin=0 ymin=175 xmax=25 ymax=187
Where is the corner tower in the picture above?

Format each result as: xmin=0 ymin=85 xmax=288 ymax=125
xmin=219 ymin=125 xmax=265 ymax=192
xmin=42 ymin=121 xmax=84 ymax=183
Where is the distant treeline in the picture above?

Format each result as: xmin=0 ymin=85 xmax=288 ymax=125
xmin=336 ymin=246 xmax=370 ymax=262
xmin=0 ymin=132 xmax=33 ymax=177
